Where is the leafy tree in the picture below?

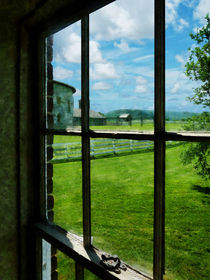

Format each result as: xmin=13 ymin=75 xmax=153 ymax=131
xmin=185 ymin=14 xmax=210 ymax=107
xmin=181 ymin=14 xmax=210 ymax=180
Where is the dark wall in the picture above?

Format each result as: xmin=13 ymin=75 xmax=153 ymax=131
xmin=0 ymin=21 xmax=19 ymax=280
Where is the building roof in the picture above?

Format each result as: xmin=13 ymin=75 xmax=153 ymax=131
xmin=53 ymin=80 xmax=76 ymax=93
xmin=73 ymin=108 xmax=105 ymax=119
xmin=119 ymin=113 xmax=131 ymax=118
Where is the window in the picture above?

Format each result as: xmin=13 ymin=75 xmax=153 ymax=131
xmin=35 ymin=1 xmax=210 ymax=280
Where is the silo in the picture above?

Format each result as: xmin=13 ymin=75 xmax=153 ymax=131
xmin=52 ymin=80 xmax=76 ymax=128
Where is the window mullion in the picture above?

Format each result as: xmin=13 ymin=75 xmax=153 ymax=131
xmin=154 ymin=0 xmax=165 ymax=280
xmin=81 ymin=15 xmax=91 ymax=248
xmin=75 ymin=262 xmax=84 ymax=280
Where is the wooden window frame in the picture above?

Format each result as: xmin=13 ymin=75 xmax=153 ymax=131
xmin=34 ymin=1 xmax=210 ymax=280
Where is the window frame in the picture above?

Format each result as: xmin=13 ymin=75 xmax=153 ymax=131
xmin=34 ymin=1 xmax=210 ymax=280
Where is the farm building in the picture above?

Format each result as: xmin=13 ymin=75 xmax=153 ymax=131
xmin=73 ymin=100 xmax=106 ymax=126
xmin=52 ymin=80 xmax=76 ymax=128
xmin=118 ymin=113 xmax=132 ymax=125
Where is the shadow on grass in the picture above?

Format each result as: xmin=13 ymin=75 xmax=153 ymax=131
xmin=192 ymin=185 xmax=210 ymax=195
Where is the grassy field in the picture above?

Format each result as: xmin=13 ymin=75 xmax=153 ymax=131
xmin=52 ymin=143 xmax=210 ymax=280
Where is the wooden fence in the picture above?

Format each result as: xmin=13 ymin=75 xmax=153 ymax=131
xmin=51 ymin=139 xmax=156 ymax=162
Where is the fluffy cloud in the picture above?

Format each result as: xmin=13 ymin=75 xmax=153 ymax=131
xmin=91 ymin=63 xmax=119 ymax=80
xmin=53 ymin=66 xmax=73 ymax=80
xmin=166 ymin=0 xmax=190 ymax=31
xmin=55 ymin=31 xmax=104 ymax=64
xmin=171 ymin=82 xmax=181 ymax=93
xmin=114 ymin=39 xmax=137 ymax=53
xmin=74 ymin=88 xmax=81 ymax=97
xmin=194 ymin=0 xmax=210 ymax=21
xmin=92 ymin=82 xmax=112 ymax=90
xmin=135 ymin=76 xmax=148 ymax=93
xmin=175 ymin=54 xmax=185 ymax=65
xmin=90 ymin=0 xmax=154 ymax=40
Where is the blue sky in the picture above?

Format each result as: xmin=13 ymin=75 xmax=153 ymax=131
xmin=52 ymin=0 xmax=210 ymax=113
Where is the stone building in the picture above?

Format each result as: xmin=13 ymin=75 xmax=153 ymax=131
xmin=52 ymin=81 xmax=76 ymax=128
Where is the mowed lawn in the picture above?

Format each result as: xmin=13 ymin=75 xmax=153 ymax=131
xmin=52 ymin=144 xmax=210 ymax=280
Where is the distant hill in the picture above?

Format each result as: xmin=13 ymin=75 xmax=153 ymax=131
xmin=105 ymin=109 xmax=199 ymax=121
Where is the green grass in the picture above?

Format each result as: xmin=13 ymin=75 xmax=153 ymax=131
xmin=53 ymin=144 xmax=210 ymax=280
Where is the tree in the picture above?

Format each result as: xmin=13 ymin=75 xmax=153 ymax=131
xmin=185 ymin=14 xmax=210 ymax=107
xmin=181 ymin=14 xmax=210 ymax=180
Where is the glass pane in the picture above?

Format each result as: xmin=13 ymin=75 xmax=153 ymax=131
xmin=42 ymin=240 xmax=51 ymax=280
xmin=46 ymin=20 xmax=82 ymax=130
xmin=57 ymin=249 xmax=75 ymax=280
xmin=91 ymin=138 xmax=154 ymax=276
xmin=89 ymin=0 xmax=154 ymax=132
xmin=165 ymin=141 xmax=210 ymax=280
xmin=85 ymin=269 xmax=101 ymax=280
xmin=47 ymin=135 xmax=83 ymax=235
xmin=165 ymin=3 xmax=210 ymax=132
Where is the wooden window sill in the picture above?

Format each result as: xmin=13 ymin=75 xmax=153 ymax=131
xmin=35 ymin=222 xmax=152 ymax=280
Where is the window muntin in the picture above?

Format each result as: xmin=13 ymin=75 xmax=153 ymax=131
xmin=38 ymin=1 xmax=210 ymax=280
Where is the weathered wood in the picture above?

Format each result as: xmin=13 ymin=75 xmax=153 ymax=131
xmin=35 ymin=223 xmax=152 ymax=280
xmin=76 ymin=262 xmax=84 ymax=280
xmin=154 ymin=0 xmax=165 ymax=279
xmin=81 ymin=15 xmax=91 ymax=248
xmin=43 ymin=129 xmax=210 ymax=142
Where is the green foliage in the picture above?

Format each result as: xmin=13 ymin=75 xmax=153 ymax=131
xmin=185 ymin=14 xmax=210 ymax=107
xmin=181 ymin=112 xmax=210 ymax=180
xmin=105 ymin=109 xmax=198 ymax=121
xmin=181 ymin=142 xmax=210 ymax=180
xmin=182 ymin=111 xmax=210 ymax=131
xmin=181 ymin=15 xmax=210 ymax=179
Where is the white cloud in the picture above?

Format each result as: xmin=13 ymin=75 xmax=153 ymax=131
xmin=90 ymin=63 xmax=119 ymax=80
xmin=114 ymin=39 xmax=137 ymax=53
xmin=92 ymin=82 xmax=112 ymax=90
xmin=90 ymin=0 xmax=154 ymax=40
xmin=177 ymin=18 xmax=189 ymax=31
xmin=175 ymin=54 xmax=185 ymax=65
xmin=133 ymin=54 xmax=154 ymax=63
xmin=166 ymin=0 xmax=190 ymax=31
xmin=74 ymin=88 xmax=81 ymax=97
xmin=135 ymin=75 xmax=148 ymax=93
xmin=171 ymin=82 xmax=180 ymax=93
xmin=55 ymin=31 xmax=104 ymax=64
xmin=53 ymin=66 xmax=73 ymax=80
xmin=62 ymin=33 xmax=81 ymax=63
xmin=194 ymin=0 xmax=210 ymax=21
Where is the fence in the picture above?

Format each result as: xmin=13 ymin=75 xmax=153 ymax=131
xmin=50 ymin=139 xmax=156 ymax=162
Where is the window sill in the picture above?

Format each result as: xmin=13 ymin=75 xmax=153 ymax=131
xmin=35 ymin=222 xmax=152 ymax=280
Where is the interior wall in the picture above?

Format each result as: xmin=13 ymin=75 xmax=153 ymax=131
xmin=0 ymin=20 xmax=19 ymax=280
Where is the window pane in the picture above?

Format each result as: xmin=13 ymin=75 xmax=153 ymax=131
xmin=56 ymin=249 xmax=75 ymax=280
xmin=165 ymin=3 xmax=210 ymax=132
xmin=165 ymin=141 xmax=210 ymax=280
xmin=85 ymin=269 xmax=102 ymax=280
xmin=91 ymin=138 xmax=154 ymax=276
xmin=46 ymin=20 xmax=82 ymax=130
xmin=47 ymin=135 xmax=83 ymax=235
xmin=89 ymin=0 xmax=154 ymax=132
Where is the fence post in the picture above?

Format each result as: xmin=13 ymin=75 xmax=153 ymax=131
xmin=112 ymin=139 xmax=116 ymax=154
xmin=91 ymin=141 xmax=94 ymax=156
xmin=130 ymin=140 xmax=133 ymax=152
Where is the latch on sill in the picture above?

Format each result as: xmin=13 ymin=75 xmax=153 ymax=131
xmin=100 ymin=253 xmax=127 ymax=274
